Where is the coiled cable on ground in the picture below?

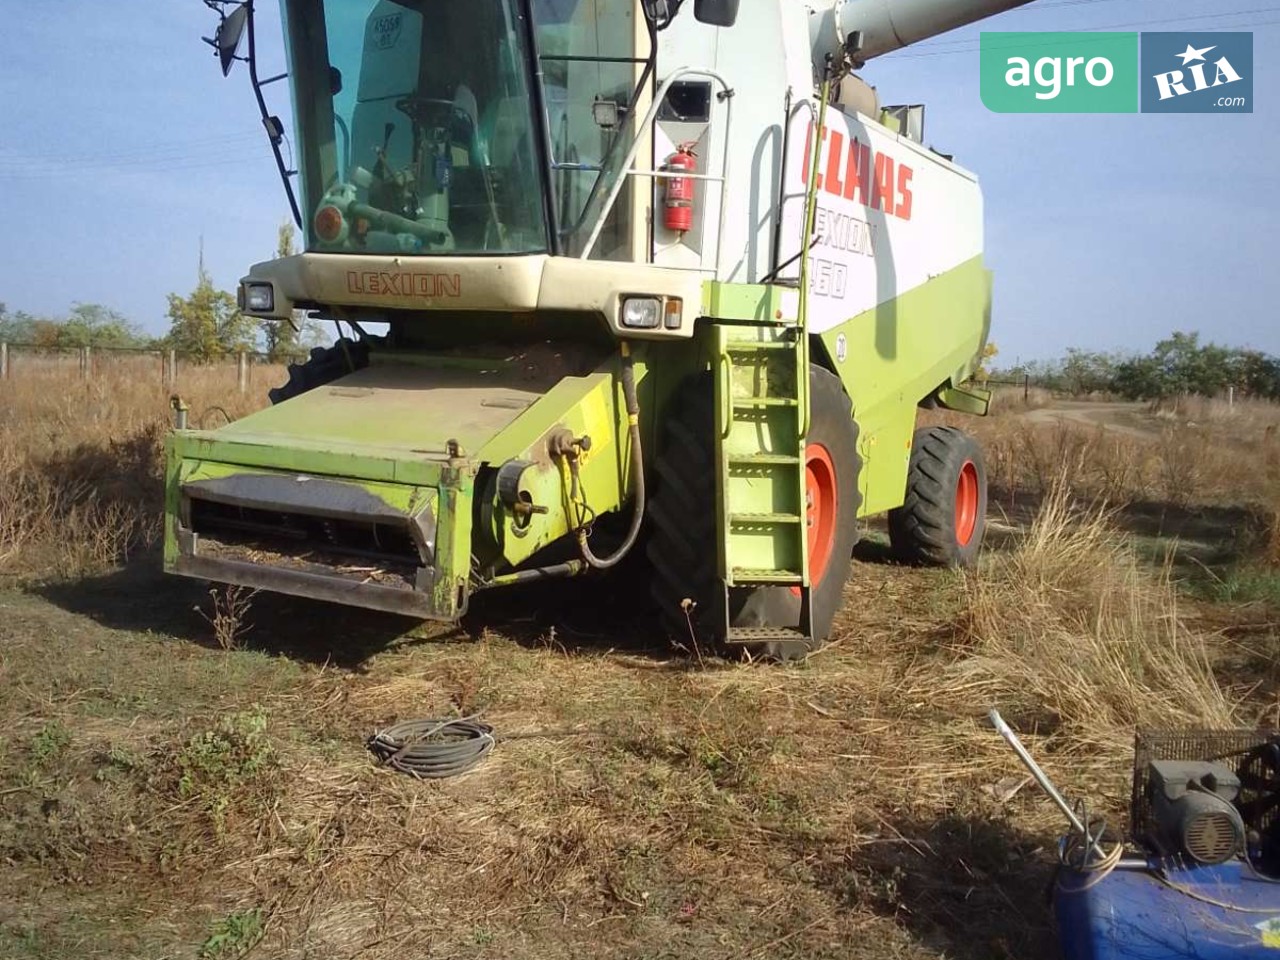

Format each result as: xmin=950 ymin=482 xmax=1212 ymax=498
xmin=368 ymin=718 xmax=495 ymax=779
xmin=1055 ymin=803 xmax=1126 ymax=893
xmin=1057 ymin=824 xmax=1125 ymax=892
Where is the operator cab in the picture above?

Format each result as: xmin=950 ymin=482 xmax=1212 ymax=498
xmin=283 ymin=0 xmax=646 ymax=260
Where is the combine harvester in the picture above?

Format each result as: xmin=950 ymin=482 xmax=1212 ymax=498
xmin=172 ymin=0 xmax=1027 ymax=657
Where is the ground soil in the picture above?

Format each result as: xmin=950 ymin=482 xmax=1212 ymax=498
xmin=0 ymin=397 xmax=1276 ymax=959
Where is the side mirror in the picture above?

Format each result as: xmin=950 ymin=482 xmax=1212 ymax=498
xmin=693 ymin=0 xmax=738 ymax=27
xmin=212 ymin=3 xmax=249 ymax=76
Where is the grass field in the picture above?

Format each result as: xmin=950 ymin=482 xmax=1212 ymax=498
xmin=1 ymin=362 xmax=1278 ymax=959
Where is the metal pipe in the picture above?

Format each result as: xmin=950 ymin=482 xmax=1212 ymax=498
xmin=518 ymin=0 xmax=563 ymax=255
xmin=988 ymin=708 xmax=1106 ymax=860
xmin=245 ymin=1 xmax=303 ymax=228
xmin=484 ymin=560 xmax=587 ymax=587
xmin=170 ymin=395 xmax=190 ymax=431
xmin=810 ymin=0 xmax=1036 ymax=66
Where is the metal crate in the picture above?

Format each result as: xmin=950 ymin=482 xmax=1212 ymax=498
xmin=1131 ymin=728 xmax=1280 ymax=842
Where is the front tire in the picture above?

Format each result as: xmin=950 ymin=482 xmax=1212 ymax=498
xmin=268 ymin=338 xmax=369 ymax=405
xmin=647 ymin=365 xmax=861 ymax=658
xmin=888 ymin=426 xmax=987 ymax=567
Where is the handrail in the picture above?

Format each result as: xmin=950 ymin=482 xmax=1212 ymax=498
xmin=797 ymin=79 xmax=833 ymax=442
xmin=579 ymin=65 xmax=734 ymax=274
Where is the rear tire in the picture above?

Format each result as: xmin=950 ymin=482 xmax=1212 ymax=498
xmin=888 ymin=426 xmax=987 ymax=567
xmin=647 ymin=366 xmax=861 ymax=659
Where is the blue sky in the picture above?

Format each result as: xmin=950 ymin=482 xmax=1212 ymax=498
xmin=0 ymin=0 xmax=1275 ymax=363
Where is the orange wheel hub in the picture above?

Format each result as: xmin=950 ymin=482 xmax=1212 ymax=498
xmin=955 ymin=460 xmax=979 ymax=547
xmin=804 ymin=442 xmax=839 ymax=584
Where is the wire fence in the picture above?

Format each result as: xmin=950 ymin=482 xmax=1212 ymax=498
xmin=980 ymin=374 xmax=1034 ymax=401
xmin=0 ymin=341 xmax=1041 ymax=403
xmin=0 ymin=342 xmax=308 ymax=393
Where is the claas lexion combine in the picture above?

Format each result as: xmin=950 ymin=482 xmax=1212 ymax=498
xmin=172 ymin=0 xmax=1027 ymax=657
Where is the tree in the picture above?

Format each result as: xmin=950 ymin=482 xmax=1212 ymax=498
xmin=261 ymin=221 xmax=301 ymax=362
xmin=165 ymin=267 xmax=256 ymax=362
xmin=1233 ymin=350 xmax=1280 ymax=400
xmin=976 ymin=341 xmax=998 ymax=381
xmin=0 ymin=304 xmax=44 ymax=344
xmin=1111 ymin=355 xmax=1166 ymax=400
xmin=260 ymin=221 xmax=328 ymax=361
xmin=0 ymin=302 xmax=148 ymax=348
xmin=58 ymin=303 xmax=148 ymax=348
xmin=1060 ymin=349 xmax=1118 ymax=395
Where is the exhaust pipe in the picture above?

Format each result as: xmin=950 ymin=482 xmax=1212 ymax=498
xmin=809 ymin=0 xmax=1036 ymax=64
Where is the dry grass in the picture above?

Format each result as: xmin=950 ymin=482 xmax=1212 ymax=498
xmin=0 ymin=358 xmax=281 ymax=580
xmin=955 ymin=486 xmax=1234 ymax=745
xmin=956 ymin=404 xmax=1280 ymax=517
xmin=986 ymin=383 xmax=1054 ymax=411
xmin=0 ymin=366 xmax=1276 ymax=958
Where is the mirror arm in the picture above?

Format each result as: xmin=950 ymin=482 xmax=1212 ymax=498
xmin=244 ymin=1 xmax=304 ymax=229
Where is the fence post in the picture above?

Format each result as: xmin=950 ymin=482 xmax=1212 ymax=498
xmin=1024 ymin=374 xmax=1029 ymax=403
xmin=237 ymin=351 xmax=248 ymax=394
xmin=167 ymin=349 xmax=177 ymax=387
xmin=0 ymin=342 xmax=7 ymax=380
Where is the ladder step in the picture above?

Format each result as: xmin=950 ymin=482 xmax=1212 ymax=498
xmin=731 ymin=566 xmax=803 ymax=584
xmin=732 ymin=397 xmax=798 ymax=408
xmin=729 ymin=512 xmax=803 ymax=525
xmin=725 ymin=626 xmax=810 ymax=646
xmin=725 ymin=341 xmax=793 ymax=352
xmin=728 ymin=452 xmax=801 ymax=466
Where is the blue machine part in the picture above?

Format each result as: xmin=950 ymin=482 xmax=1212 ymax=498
xmin=1055 ymin=857 xmax=1280 ymax=959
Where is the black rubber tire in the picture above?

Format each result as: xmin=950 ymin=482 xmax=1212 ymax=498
xmin=646 ymin=365 xmax=861 ymax=658
xmin=888 ymin=426 xmax=987 ymax=567
xmin=268 ymin=338 xmax=370 ymax=405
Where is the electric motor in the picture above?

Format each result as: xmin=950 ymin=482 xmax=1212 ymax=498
xmin=1148 ymin=760 xmax=1245 ymax=865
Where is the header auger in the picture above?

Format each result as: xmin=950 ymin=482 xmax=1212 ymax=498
xmin=170 ymin=0 xmax=1027 ymax=657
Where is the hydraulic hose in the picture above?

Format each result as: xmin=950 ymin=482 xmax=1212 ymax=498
xmin=368 ymin=718 xmax=495 ymax=779
xmin=576 ymin=342 xmax=645 ymax=570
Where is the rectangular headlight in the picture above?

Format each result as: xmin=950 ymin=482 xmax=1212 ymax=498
xmin=620 ymin=296 xmax=661 ymax=329
xmin=244 ymin=283 xmax=274 ymax=313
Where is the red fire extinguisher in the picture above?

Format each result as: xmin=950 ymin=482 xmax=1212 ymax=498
xmin=662 ymin=144 xmax=697 ymax=233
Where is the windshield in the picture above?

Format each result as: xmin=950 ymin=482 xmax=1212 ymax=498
xmin=533 ymin=0 xmax=644 ymax=259
xmin=284 ymin=0 xmax=549 ymax=255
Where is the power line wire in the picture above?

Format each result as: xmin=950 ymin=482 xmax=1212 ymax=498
xmin=0 ymin=132 xmax=263 ymax=167
xmin=894 ymin=8 xmax=1280 ymax=58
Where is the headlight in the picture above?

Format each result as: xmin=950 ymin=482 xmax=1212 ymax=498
xmin=244 ymin=283 xmax=274 ymax=313
xmin=620 ymin=297 xmax=661 ymax=329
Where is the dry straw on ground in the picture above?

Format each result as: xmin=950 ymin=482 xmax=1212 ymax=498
xmin=0 ymin=364 xmax=1276 ymax=958
xmin=0 ymin=358 xmax=282 ymax=579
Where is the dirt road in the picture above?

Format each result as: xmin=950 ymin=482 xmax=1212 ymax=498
xmin=1019 ymin=399 xmax=1155 ymax=439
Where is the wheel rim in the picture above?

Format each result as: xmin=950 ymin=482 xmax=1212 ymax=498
xmin=955 ymin=460 xmax=979 ymax=547
xmin=804 ymin=442 xmax=839 ymax=584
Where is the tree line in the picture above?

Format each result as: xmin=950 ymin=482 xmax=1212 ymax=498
xmin=0 ymin=223 xmax=323 ymax=363
xmin=994 ymin=331 xmax=1280 ymax=401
